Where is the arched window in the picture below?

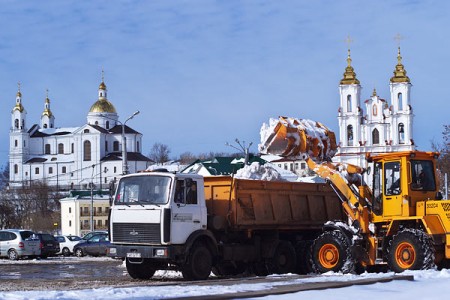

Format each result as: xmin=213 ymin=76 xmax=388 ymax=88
xmin=398 ymin=93 xmax=403 ymax=110
xmin=21 ymin=119 xmax=24 ymax=129
xmin=83 ymin=140 xmax=91 ymax=161
xmin=58 ymin=143 xmax=64 ymax=154
xmin=95 ymin=121 xmax=99 ymax=125
xmin=14 ymin=119 xmax=19 ymax=129
xmin=347 ymin=125 xmax=353 ymax=146
xmin=71 ymin=143 xmax=74 ymax=153
xmin=106 ymin=121 xmax=110 ymax=129
xmin=84 ymin=129 xmax=90 ymax=133
xmin=14 ymin=164 xmax=18 ymax=174
xmin=105 ymin=141 xmax=109 ymax=152
xmin=373 ymin=104 xmax=378 ymax=116
xmin=113 ymin=141 xmax=119 ymax=152
xmin=137 ymin=141 xmax=140 ymax=152
xmin=45 ymin=144 xmax=51 ymax=154
xmin=372 ymin=128 xmax=380 ymax=145
xmin=43 ymin=124 xmax=48 ymax=128
xmin=398 ymin=123 xmax=405 ymax=144
xmin=14 ymin=140 xmax=18 ymax=147
xmin=347 ymin=95 xmax=352 ymax=112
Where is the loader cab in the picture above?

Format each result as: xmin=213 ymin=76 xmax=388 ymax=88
xmin=370 ymin=151 xmax=439 ymax=218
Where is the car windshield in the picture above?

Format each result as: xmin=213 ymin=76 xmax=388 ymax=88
xmin=115 ymin=176 xmax=172 ymax=205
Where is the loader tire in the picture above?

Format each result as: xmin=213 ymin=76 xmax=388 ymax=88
xmin=387 ymin=228 xmax=435 ymax=273
xmin=126 ymin=259 xmax=156 ymax=280
xmin=311 ymin=230 xmax=354 ymax=273
xmin=295 ymin=240 xmax=314 ymax=274
xmin=182 ymin=243 xmax=212 ymax=280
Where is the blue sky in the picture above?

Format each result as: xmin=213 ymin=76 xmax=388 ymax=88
xmin=0 ymin=0 xmax=448 ymax=164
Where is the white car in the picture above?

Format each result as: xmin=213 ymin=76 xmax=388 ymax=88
xmin=55 ymin=235 xmax=83 ymax=256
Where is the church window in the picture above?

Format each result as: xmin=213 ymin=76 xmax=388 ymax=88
xmin=71 ymin=143 xmax=74 ymax=153
xmin=105 ymin=141 xmax=109 ymax=152
xmin=372 ymin=129 xmax=380 ymax=145
xmin=95 ymin=121 xmax=99 ymax=125
xmin=347 ymin=125 xmax=354 ymax=146
xmin=373 ymin=105 xmax=378 ymax=116
xmin=14 ymin=140 xmax=18 ymax=147
xmin=23 ymin=141 xmax=26 ymax=147
xmin=347 ymin=95 xmax=352 ymax=112
xmin=83 ymin=140 xmax=91 ymax=161
xmin=113 ymin=141 xmax=119 ymax=152
xmin=21 ymin=120 xmax=24 ymax=129
xmin=398 ymin=93 xmax=403 ymax=110
xmin=43 ymin=124 xmax=48 ymax=129
xmin=137 ymin=141 xmax=140 ymax=152
xmin=398 ymin=123 xmax=405 ymax=144
xmin=114 ymin=166 xmax=117 ymax=173
xmin=58 ymin=143 xmax=64 ymax=154
xmin=45 ymin=144 xmax=51 ymax=154
xmin=49 ymin=167 xmax=53 ymax=174
xmin=84 ymin=129 xmax=90 ymax=133
xmin=14 ymin=164 xmax=18 ymax=174
xmin=35 ymin=168 xmax=40 ymax=175
xmin=106 ymin=121 xmax=110 ymax=129
xmin=14 ymin=119 xmax=19 ymax=129
xmin=62 ymin=166 xmax=67 ymax=173
xmin=50 ymin=123 xmax=54 ymax=128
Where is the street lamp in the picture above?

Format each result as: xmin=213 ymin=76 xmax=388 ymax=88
xmin=121 ymin=111 xmax=140 ymax=175
xmin=225 ymin=138 xmax=253 ymax=165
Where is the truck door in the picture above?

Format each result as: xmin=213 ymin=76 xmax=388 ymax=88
xmin=171 ymin=179 xmax=205 ymax=244
xmin=383 ymin=161 xmax=403 ymax=216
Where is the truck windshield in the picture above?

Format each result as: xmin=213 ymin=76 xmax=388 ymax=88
xmin=115 ymin=176 xmax=172 ymax=205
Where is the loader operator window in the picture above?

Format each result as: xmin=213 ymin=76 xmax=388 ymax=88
xmin=411 ymin=160 xmax=436 ymax=191
xmin=115 ymin=176 xmax=172 ymax=205
xmin=385 ymin=162 xmax=401 ymax=196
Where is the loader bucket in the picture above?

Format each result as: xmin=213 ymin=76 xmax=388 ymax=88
xmin=259 ymin=116 xmax=337 ymax=161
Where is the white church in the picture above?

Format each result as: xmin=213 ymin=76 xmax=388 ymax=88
xmin=334 ymin=47 xmax=415 ymax=168
xmin=9 ymin=79 xmax=152 ymax=190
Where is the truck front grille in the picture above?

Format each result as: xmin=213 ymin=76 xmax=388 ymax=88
xmin=112 ymin=223 xmax=161 ymax=244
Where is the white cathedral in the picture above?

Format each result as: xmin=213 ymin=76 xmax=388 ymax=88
xmin=334 ymin=47 xmax=415 ymax=168
xmin=9 ymin=79 xmax=152 ymax=190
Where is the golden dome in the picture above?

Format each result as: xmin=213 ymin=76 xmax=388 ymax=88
xmin=89 ymin=99 xmax=117 ymax=113
xmin=99 ymin=81 xmax=107 ymax=90
xmin=340 ymin=49 xmax=360 ymax=85
xmin=390 ymin=47 xmax=410 ymax=83
xmin=16 ymin=91 xmax=22 ymax=97
xmin=12 ymin=103 xmax=24 ymax=113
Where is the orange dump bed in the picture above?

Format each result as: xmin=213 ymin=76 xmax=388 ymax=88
xmin=203 ymin=176 xmax=345 ymax=231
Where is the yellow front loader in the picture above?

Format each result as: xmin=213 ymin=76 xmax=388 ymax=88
xmin=260 ymin=116 xmax=449 ymax=272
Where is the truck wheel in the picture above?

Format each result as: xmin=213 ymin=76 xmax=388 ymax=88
xmin=251 ymin=262 xmax=269 ymax=276
xmin=126 ymin=259 xmax=156 ymax=280
xmin=387 ymin=228 xmax=435 ymax=273
xmin=295 ymin=240 xmax=314 ymax=274
xmin=182 ymin=243 xmax=212 ymax=280
xmin=311 ymin=230 xmax=354 ymax=273
xmin=212 ymin=261 xmax=247 ymax=277
xmin=267 ymin=241 xmax=296 ymax=274
xmin=8 ymin=249 xmax=19 ymax=261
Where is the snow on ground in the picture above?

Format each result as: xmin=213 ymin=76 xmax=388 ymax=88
xmin=1 ymin=269 xmax=450 ymax=300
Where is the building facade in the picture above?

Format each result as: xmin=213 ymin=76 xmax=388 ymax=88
xmin=334 ymin=47 xmax=415 ymax=168
xmin=9 ymin=80 xmax=152 ymax=190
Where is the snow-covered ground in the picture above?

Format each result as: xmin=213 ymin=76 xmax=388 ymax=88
xmin=1 ymin=268 xmax=450 ymax=300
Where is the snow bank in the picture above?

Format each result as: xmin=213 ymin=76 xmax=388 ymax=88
xmin=235 ymin=162 xmax=284 ymax=181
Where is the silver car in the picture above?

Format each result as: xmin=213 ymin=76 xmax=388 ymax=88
xmin=0 ymin=229 xmax=41 ymax=260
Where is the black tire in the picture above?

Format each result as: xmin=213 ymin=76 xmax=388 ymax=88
xmin=62 ymin=247 xmax=71 ymax=257
xmin=182 ymin=243 xmax=213 ymax=280
xmin=74 ymin=248 xmax=84 ymax=257
xmin=295 ymin=240 xmax=314 ymax=274
xmin=267 ymin=241 xmax=296 ymax=274
xmin=126 ymin=259 xmax=156 ymax=280
xmin=212 ymin=261 xmax=247 ymax=277
xmin=386 ymin=228 xmax=435 ymax=273
xmin=8 ymin=249 xmax=19 ymax=261
xmin=311 ymin=230 xmax=354 ymax=273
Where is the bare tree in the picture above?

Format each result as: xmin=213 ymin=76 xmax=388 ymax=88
xmin=149 ymin=143 xmax=171 ymax=164
xmin=432 ymin=125 xmax=450 ymax=193
xmin=178 ymin=152 xmax=197 ymax=165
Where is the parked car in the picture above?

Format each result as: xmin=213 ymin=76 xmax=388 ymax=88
xmin=0 ymin=229 xmax=40 ymax=260
xmin=74 ymin=233 xmax=110 ymax=257
xmin=34 ymin=233 xmax=60 ymax=258
xmin=55 ymin=235 xmax=83 ymax=256
xmin=82 ymin=231 xmax=108 ymax=241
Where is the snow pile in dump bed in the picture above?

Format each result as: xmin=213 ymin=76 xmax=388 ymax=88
xmin=235 ymin=162 xmax=284 ymax=181
xmin=296 ymin=175 xmax=325 ymax=183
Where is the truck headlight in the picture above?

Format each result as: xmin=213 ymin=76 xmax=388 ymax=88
xmin=154 ymin=248 xmax=168 ymax=257
xmin=109 ymin=247 xmax=117 ymax=255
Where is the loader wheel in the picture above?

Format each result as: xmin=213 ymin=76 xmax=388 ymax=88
xmin=311 ymin=230 xmax=354 ymax=273
xmin=267 ymin=241 xmax=296 ymax=274
xmin=126 ymin=259 xmax=156 ymax=280
xmin=182 ymin=243 xmax=212 ymax=280
xmin=295 ymin=240 xmax=314 ymax=274
xmin=387 ymin=229 xmax=435 ymax=273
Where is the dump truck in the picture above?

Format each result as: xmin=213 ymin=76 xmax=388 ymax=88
xmin=108 ymin=172 xmax=346 ymax=280
xmin=260 ymin=116 xmax=448 ymax=273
